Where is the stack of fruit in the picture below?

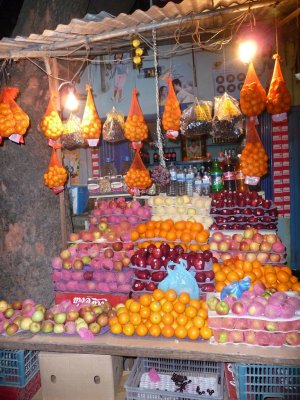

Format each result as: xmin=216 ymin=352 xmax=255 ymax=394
xmin=147 ymin=195 xmax=213 ymax=228
xmin=210 ymin=191 xmax=278 ymax=231
xmin=212 ymin=259 xmax=300 ymax=293
xmin=209 ymin=228 xmax=286 ymax=264
xmin=207 ymin=289 xmax=300 ymax=346
xmin=130 ymin=243 xmax=216 ymax=293
xmin=0 ymin=298 xmax=115 ymax=338
xmin=109 ymin=289 xmax=213 ymax=340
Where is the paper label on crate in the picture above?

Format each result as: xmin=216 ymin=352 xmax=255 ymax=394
xmin=274 ymin=161 xmax=290 ymax=167
xmin=273 ymin=125 xmax=288 ymax=132
xmin=272 ymin=113 xmax=287 ymax=122
xmin=273 ymin=152 xmax=289 ymax=159
xmin=87 ymin=139 xmax=99 ymax=147
xmin=245 ymin=175 xmax=260 ymax=185
xmin=273 ymin=143 xmax=289 ymax=150
xmin=73 ymin=296 xmax=108 ymax=306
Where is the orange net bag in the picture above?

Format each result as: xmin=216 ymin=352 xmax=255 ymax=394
xmin=162 ymin=77 xmax=182 ymax=132
xmin=124 ymin=88 xmax=148 ymax=142
xmin=44 ymin=144 xmax=68 ymax=193
xmin=81 ymin=84 xmax=102 ymax=141
xmin=240 ymin=62 xmax=266 ymax=116
xmin=0 ymin=87 xmax=29 ymax=139
xmin=240 ymin=120 xmax=268 ymax=185
xmin=124 ymin=146 xmax=152 ymax=190
xmin=40 ymin=93 xmax=64 ymax=141
xmin=266 ymin=54 xmax=291 ymax=115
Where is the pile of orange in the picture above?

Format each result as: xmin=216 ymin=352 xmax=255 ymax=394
xmin=44 ymin=165 xmax=68 ymax=189
xmin=124 ymin=167 xmax=152 ymax=190
xmin=240 ymin=81 xmax=266 ymax=116
xmin=124 ymin=115 xmax=148 ymax=142
xmin=212 ymin=258 xmax=300 ymax=293
xmin=81 ymin=85 xmax=102 ymax=140
xmin=130 ymin=219 xmax=210 ymax=252
xmin=240 ymin=141 xmax=268 ymax=177
xmin=267 ymin=77 xmax=291 ymax=115
xmin=162 ymin=99 xmax=181 ymax=131
xmin=109 ymin=288 xmax=212 ymax=340
xmin=40 ymin=110 xmax=64 ymax=140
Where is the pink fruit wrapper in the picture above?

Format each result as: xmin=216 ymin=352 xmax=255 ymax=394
xmin=148 ymin=368 xmax=160 ymax=383
xmin=78 ymin=327 xmax=95 ymax=340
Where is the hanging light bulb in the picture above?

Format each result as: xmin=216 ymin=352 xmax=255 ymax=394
xmin=65 ymin=87 xmax=79 ymax=111
xmin=238 ymin=39 xmax=258 ymax=63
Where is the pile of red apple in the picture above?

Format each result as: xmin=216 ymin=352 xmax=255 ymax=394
xmin=209 ymin=228 xmax=286 ymax=263
xmin=210 ymin=191 xmax=278 ymax=231
xmin=207 ymin=287 xmax=300 ymax=346
xmin=89 ymin=198 xmax=151 ymax=228
xmin=130 ymin=243 xmax=216 ymax=293
xmin=0 ymin=298 xmax=116 ymax=339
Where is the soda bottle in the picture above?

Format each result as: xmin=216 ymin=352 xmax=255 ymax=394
xmin=210 ymin=159 xmax=223 ymax=193
xmin=235 ymin=155 xmax=248 ymax=192
xmin=223 ymin=156 xmax=236 ymax=191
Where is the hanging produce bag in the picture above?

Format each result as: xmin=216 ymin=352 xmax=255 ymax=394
xmin=44 ymin=144 xmax=68 ymax=193
xmin=240 ymin=62 xmax=266 ymax=117
xmin=102 ymin=106 xmax=125 ymax=143
xmin=62 ymin=113 xmax=86 ymax=149
xmin=81 ymin=84 xmax=102 ymax=146
xmin=180 ymin=98 xmax=212 ymax=137
xmin=40 ymin=93 xmax=64 ymax=142
xmin=162 ymin=77 xmax=182 ymax=139
xmin=240 ymin=119 xmax=268 ymax=185
xmin=124 ymin=88 xmax=148 ymax=144
xmin=211 ymin=92 xmax=243 ymax=139
xmin=0 ymin=87 xmax=29 ymax=144
xmin=124 ymin=145 xmax=152 ymax=194
xmin=266 ymin=54 xmax=291 ymax=115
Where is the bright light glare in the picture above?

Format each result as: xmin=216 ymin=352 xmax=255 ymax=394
xmin=238 ymin=39 xmax=257 ymax=63
xmin=65 ymin=90 xmax=79 ymax=111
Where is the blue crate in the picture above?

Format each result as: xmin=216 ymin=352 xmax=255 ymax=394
xmin=233 ymin=363 xmax=300 ymax=400
xmin=0 ymin=350 xmax=39 ymax=388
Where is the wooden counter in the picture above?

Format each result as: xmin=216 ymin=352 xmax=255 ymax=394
xmin=0 ymin=332 xmax=299 ymax=366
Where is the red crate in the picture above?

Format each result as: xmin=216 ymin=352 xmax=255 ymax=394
xmin=0 ymin=372 xmax=41 ymax=400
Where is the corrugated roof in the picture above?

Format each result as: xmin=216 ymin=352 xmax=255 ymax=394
xmin=0 ymin=0 xmax=297 ymax=59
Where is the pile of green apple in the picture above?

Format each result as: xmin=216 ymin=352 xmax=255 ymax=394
xmin=0 ymin=298 xmax=116 ymax=338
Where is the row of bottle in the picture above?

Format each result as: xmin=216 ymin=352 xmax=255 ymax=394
xmin=166 ymin=157 xmax=247 ymax=197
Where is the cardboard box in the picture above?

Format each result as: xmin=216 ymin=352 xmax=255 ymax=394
xmin=39 ymin=353 xmax=123 ymax=400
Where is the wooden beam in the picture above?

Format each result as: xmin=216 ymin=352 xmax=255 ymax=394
xmin=43 ymin=57 xmax=68 ymax=247
xmin=278 ymin=8 xmax=300 ymax=27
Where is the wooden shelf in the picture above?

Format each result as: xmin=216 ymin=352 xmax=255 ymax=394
xmin=0 ymin=332 xmax=299 ymax=366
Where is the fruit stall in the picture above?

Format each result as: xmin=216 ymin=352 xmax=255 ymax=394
xmin=0 ymin=1 xmax=300 ymax=400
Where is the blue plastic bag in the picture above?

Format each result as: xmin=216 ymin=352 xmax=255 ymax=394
xmin=158 ymin=259 xmax=200 ymax=299
xmin=220 ymin=276 xmax=251 ymax=300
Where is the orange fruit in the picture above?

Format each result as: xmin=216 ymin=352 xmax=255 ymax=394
xmin=189 ymin=243 xmax=201 ymax=252
xmin=165 ymin=289 xmax=177 ymax=302
xmin=122 ymin=322 xmax=135 ymax=336
xmin=192 ymin=316 xmax=205 ymax=329
xmin=145 ymin=229 xmax=155 ymax=239
xmin=139 ymin=293 xmax=152 ymax=307
xmin=290 ymin=276 xmax=298 ymax=284
xmin=189 ymin=299 xmax=201 ymax=310
xmin=140 ymin=307 xmax=151 ymax=319
xmin=195 ymin=230 xmax=209 ymax=243
xmin=129 ymin=301 xmax=141 ymax=313
xmin=129 ymin=312 xmax=142 ymax=326
xmin=215 ymin=271 xmax=226 ymax=282
xmin=118 ymin=312 xmax=130 ymax=325
xmin=185 ymin=306 xmax=197 ymax=319
xmin=243 ymin=261 xmax=253 ymax=272
xmin=125 ymin=298 xmax=134 ymax=309
xmin=162 ymin=313 xmax=174 ymax=326
xmin=178 ymin=292 xmax=190 ymax=305
xmin=276 ymin=282 xmax=289 ymax=292
xmin=166 ymin=231 xmax=177 ymax=242
xmin=215 ymin=282 xmax=226 ymax=292
xmin=150 ymin=311 xmax=162 ymax=325
xmin=265 ymin=272 xmax=277 ymax=285
xmin=175 ymin=326 xmax=187 ymax=339
xmin=161 ymin=325 xmax=175 ymax=338
xmin=227 ymin=271 xmax=239 ymax=282
xmin=162 ymin=301 xmax=173 ymax=313
xmin=177 ymin=314 xmax=188 ymax=326
xmin=146 ymin=221 xmax=155 ymax=229
xmin=212 ymin=263 xmax=221 ymax=273
xmin=150 ymin=301 xmax=162 ymax=312
xmin=175 ymin=221 xmax=186 ymax=231
xmin=252 ymin=260 xmax=262 ymax=269
xmin=200 ymin=326 xmax=212 ymax=340
xmin=135 ymin=323 xmax=148 ymax=337
xmin=137 ymin=223 xmax=147 ymax=234
xmin=173 ymin=301 xmax=185 ymax=314
xmin=149 ymin=324 xmax=161 ymax=337
xmin=108 ymin=317 xmax=119 ymax=326
xmin=145 ymin=320 xmax=152 ymax=329
xmin=277 ymin=270 xmax=290 ymax=283
xmin=292 ymin=282 xmax=300 ymax=292
xmin=152 ymin=288 xmax=165 ymax=301
xmin=187 ymin=326 xmax=200 ymax=340
xmin=110 ymin=322 xmax=122 ymax=334
xmin=180 ymin=232 xmax=192 ymax=243
xmin=191 ymin=222 xmax=204 ymax=232
xmin=197 ymin=308 xmax=208 ymax=320
xmin=130 ymin=231 xmax=139 ymax=241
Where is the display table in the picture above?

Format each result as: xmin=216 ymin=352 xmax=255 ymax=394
xmin=0 ymin=332 xmax=299 ymax=366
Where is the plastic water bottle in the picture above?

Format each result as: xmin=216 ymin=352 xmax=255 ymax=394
xmin=194 ymin=172 xmax=202 ymax=195
xmin=202 ymin=171 xmax=211 ymax=195
xmin=167 ymin=163 xmax=177 ymax=196
xmin=176 ymin=166 xmax=186 ymax=196
xmin=186 ymin=165 xmax=194 ymax=197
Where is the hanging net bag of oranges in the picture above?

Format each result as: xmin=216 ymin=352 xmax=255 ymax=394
xmin=44 ymin=143 xmax=68 ymax=193
xmin=0 ymin=87 xmax=29 ymax=145
xmin=124 ymin=88 xmax=148 ymax=148
xmin=40 ymin=93 xmax=64 ymax=143
xmin=124 ymin=145 xmax=152 ymax=195
xmin=240 ymin=119 xmax=268 ymax=186
xmin=162 ymin=77 xmax=182 ymax=139
xmin=81 ymin=84 xmax=102 ymax=147
xmin=266 ymin=54 xmax=291 ymax=116
xmin=240 ymin=62 xmax=266 ymax=117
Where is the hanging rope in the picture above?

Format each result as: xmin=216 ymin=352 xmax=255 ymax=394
xmin=152 ymin=28 xmax=166 ymax=168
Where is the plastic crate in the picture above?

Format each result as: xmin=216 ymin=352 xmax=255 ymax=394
xmin=125 ymin=357 xmax=224 ymax=400
xmin=233 ymin=363 xmax=300 ymax=400
xmin=0 ymin=350 xmax=39 ymax=388
xmin=0 ymin=371 xmax=41 ymax=400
